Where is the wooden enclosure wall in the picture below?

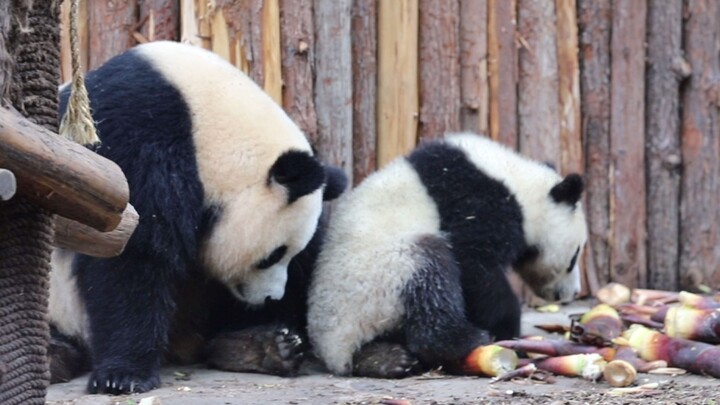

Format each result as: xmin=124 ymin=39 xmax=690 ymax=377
xmin=59 ymin=0 xmax=720 ymax=298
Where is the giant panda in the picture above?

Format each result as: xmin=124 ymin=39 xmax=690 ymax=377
xmin=306 ymin=132 xmax=587 ymax=378
xmin=49 ymin=40 xmax=347 ymax=395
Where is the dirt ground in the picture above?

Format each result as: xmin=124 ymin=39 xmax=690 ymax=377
xmin=46 ymin=302 xmax=720 ymax=405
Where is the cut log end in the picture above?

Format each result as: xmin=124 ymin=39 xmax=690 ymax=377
xmin=54 ymin=203 xmax=139 ymax=258
xmin=0 ymin=168 xmax=17 ymax=201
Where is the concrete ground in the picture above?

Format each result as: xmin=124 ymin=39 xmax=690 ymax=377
xmin=46 ymin=301 xmax=720 ymax=405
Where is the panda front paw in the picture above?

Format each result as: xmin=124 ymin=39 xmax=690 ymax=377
xmin=86 ymin=368 xmax=159 ymax=395
xmin=353 ymin=342 xmax=423 ymax=379
xmin=206 ymin=325 xmax=306 ymax=376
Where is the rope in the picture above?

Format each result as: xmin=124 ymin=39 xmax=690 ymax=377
xmin=58 ymin=0 xmax=99 ymax=146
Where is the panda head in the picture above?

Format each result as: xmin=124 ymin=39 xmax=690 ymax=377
xmin=201 ymin=150 xmax=347 ymax=306
xmin=512 ymin=173 xmax=588 ymax=303
xmin=131 ymin=41 xmax=349 ymax=306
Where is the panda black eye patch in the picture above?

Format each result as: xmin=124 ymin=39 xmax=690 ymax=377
xmin=566 ymin=247 xmax=580 ymax=274
xmin=256 ymin=245 xmax=288 ymax=270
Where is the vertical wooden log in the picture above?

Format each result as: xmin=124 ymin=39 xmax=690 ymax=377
xmin=139 ymin=0 xmax=179 ymax=42
xmin=578 ymin=0 xmax=612 ymax=287
xmin=609 ymin=0 xmax=647 ymax=288
xmin=210 ymin=8 xmax=232 ymax=61
xmin=196 ymin=0 xmax=212 ymax=49
xmin=262 ymin=0 xmax=282 ymax=104
xmin=555 ymin=0 xmax=582 ymax=175
xmin=351 ymin=0 xmax=377 ymax=185
xmin=218 ymin=0 xmax=264 ymax=85
xmin=314 ymin=0 xmax=353 ymax=181
xmin=418 ymin=0 xmax=460 ymax=142
xmin=645 ymin=0 xmax=684 ymax=291
xmin=88 ymin=0 xmax=138 ymax=70
xmin=459 ymin=0 xmax=489 ymax=135
xmin=517 ymin=0 xmax=561 ymax=164
xmin=279 ymin=0 xmax=317 ymax=142
xmin=180 ymin=0 xmax=202 ymax=46
xmin=487 ymin=0 xmax=517 ymax=149
xmin=377 ymin=0 xmax=419 ymax=167
xmin=680 ymin=0 xmax=720 ymax=291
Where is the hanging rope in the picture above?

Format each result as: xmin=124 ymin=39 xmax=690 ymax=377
xmin=58 ymin=0 xmax=99 ymax=146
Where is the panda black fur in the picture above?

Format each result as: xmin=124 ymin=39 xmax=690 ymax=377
xmin=49 ymin=41 xmax=346 ymax=394
xmin=307 ymin=132 xmax=587 ymax=378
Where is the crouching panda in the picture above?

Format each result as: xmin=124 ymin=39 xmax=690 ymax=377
xmin=307 ymin=132 xmax=588 ymax=378
xmin=49 ymin=41 xmax=347 ymax=395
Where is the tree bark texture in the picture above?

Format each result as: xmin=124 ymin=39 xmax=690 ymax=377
xmin=645 ymin=0 xmax=684 ymax=291
xmin=459 ymin=0 xmax=489 ymax=135
xmin=555 ymin=0 xmax=582 ymax=176
xmin=418 ymin=0 xmax=460 ymax=142
xmin=487 ymin=0 xmax=517 ymax=149
xmin=517 ymin=0 xmax=561 ymax=165
xmin=351 ymin=0 xmax=377 ymax=185
xmin=680 ymin=0 xmax=720 ymax=291
xmin=140 ymin=0 xmax=179 ymax=42
xmin=578 ymin=0 xmax=612 ymax=287
xmin=217 ymin=0 xmax=265 ymax=85
xmin=88 ymin=0 xmax=138 ymax=70
xmin=0 ymin=1 xmax=58 ymax=403
xmin=609 ymin=0 xmax=647 ymax=289
xmin=313 ymin=0 xmax=353 ymax=183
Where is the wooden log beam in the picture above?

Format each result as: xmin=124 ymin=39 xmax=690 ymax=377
xmin=578 ymin=0 xmax=612 ymax=287
xmin=488 ymin=0 xmax=518 ymax=149
xmin=459 ymin=0 xmax=489 ymax=135
xmin=139 ymin=0 xmax=179 ymax=42
xmin=0 ymin=169 xmax=16 ymax=201
xmin=609 ymin=0 xmax=647 ymax=288
xmin=418 ymin=0 xmax=461 ymax=142
xmin=0 ymin=107 xmax=129 ymax=232
xmin=351 ymin=0 xmax=377 ymax=185
xmin=88 ymin=0 xmax=138 ymax=70
xmin=54 ymin=203 xmax=138 ymax=258
xmin=680 ymin=0 xmax=720 ymax=291
xmin=646 ymin=0 xmax=684 ymax=291
xmin=377 ymin=0 xmax=419 ymax=168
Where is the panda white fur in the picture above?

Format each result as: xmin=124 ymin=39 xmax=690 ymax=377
xmin=49 ymin=41 xmax=346 ymax=394
xmin=307 ymin=132 xmax=587 ymax=378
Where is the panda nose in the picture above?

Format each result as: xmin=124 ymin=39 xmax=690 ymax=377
xmin=554 ymin=290 xmax=562 ymax=302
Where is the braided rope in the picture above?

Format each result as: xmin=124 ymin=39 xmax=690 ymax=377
xmin=58 ymin=0 xmax=99 ymax=146
xmin=0 ymin=1 xmax=59 ymax=403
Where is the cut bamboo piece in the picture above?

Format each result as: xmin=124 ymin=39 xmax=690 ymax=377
xmin=377 ymin=0 xmax=419 ymax=168
xmin=463 ymin=345 xmax=519 ymax=377
xmin=534 ymin=353 xmax=606 ymax=381
xmin=664 ymin=305 xmax=720 ymax=343
xmin=603 ymin=360 xmax=637 ymax=387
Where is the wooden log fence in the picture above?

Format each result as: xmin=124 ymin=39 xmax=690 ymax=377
xmin=57 ymin=0 xmax=720 ymax=297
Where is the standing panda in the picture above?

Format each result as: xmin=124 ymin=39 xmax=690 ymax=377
xmin=49 ymin=41 xmax=346 ymax=395
xmin=307 ymin=132 xmax=587 ymax=378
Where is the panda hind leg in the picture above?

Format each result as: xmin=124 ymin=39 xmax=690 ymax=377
xmin=49 ymin=325 xmax=91 ymax=384
xmin=206 ymin=324 xmax=306 ymax=376
xmin=401 ymin=235 xmax=492 ymax=371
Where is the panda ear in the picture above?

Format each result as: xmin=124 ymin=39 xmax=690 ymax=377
xmin=269 ymin=150 xmax=325 ymax=204
xmin=550 ymin=173 xmax=584 ymax=206
xmin=323 ymin=165 xmax=348 ymax=201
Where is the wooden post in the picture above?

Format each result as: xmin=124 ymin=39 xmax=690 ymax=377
xmin=609 ymin=0 xmax=647 ymax=289
xmin=0 ymin=169 xmax=16 ymax=201
xmin=377 ymin=0 xmax=419 ymax=167
xmin=578 ymin=0 xmax=612 ymax=287
xmin=140 ymin=0 xmax=179 ymax=42
xmin=351 ymin=0 xmax=377 ymax=185
xmin=517 ymin=0 xmax=561 ymax=164
xmin=87 ymin=0 xmax=138 ymax=70
xmin=279 ymin=0 xmax=318 ymax=142
xmin=555 ymin=0 xmax=582 ymax=175
xmin=487 ymin=0 xmax=517 ymax=149
xmin=645 ymin=0 xmax=685 ymax=291
xmin=216 ymin=1 xmax=265 ymax=86
xmin=54 ymin=204 xmax=138 ymax=258
xmin=418 ymin=0 xmax=461 ymax=142
xmin=0 ymin=108 xmax=129 ymax=232
xmin=313 ymin=0 xmax=353 ymax=182
xmin=680 ymin=0 xmax=720 ymax=291
xmin=261 ymin=0 xmax=282 ymax=104
xmin=459 ymin=0 xmax=489 ymax=135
